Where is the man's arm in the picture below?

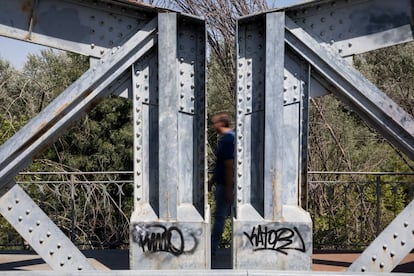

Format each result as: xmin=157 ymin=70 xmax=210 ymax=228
xmin=223 ymin=159 xmax=234 ymax=203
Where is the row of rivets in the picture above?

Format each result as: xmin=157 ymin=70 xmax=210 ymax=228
xmin=133 ymin=61 xmax=145 ymax=203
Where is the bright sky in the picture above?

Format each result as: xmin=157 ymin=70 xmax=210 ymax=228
xmin=0 ymin=0 xmax=304 ymax=70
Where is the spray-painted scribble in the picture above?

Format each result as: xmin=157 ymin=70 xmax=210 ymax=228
xmin=132 ymin=224 xmax=198 ymax=256
xmin=243 ymin=225 xmax=306 ymax=255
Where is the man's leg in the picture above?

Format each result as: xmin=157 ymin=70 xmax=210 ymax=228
xmin=211 ymin=184 xmax=230 ymax=255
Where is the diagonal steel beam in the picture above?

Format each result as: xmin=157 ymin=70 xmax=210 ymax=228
xmin=0 ymin=17 xmax=157 ymax=186
xmin=0 ymin=183 xmax=94 ymax=271
xmin=348 ymin=199 xmax=414 ymax=272
xmin=0 ymin=0 xmax=160 ymax=57
xmin=285 ymin=16 xmax=414 ymax=161
xmin=285 ymin=0 xmax=414 ymax=57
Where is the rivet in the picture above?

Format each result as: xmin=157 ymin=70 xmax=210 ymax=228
xmin=348 ymin=42 xmax=352 ymax=48
xmin=47 ymin=231 xmax=51 ymax=237
xmin=338 ymin=49 xmax=343 ymax=53
xmin=238 ymin=185 xmax=242 ymax=190
xmin=372 ymin=255 xmax=377 ymax=262
xmin=361 ymin=267 xmax=366 ymax=272
xmin=78 ymin=265 xmax=83 ymax=271
xmin=401 ymin=240 xmax=406 ymax=246
xmin=390 ymin=251 xmax=395 ymax=257
xmin=383 ymin=244 xmax=387 ymax=250
xmin=15 ymin=199 xmax=19 ymax=204
xmin=39 ymin=239 xmax=44 ymax=244
xmin=237 ymin=198 xmax=242 ymax=203
xmin=137 ymin=197 xmax=141 ymax=201
xmin=26 ymin=209 xmax=30 ymax=215
xmin=7 ymin=205 xmax=12 ymax=211
xmin=91 ymin=43 xmax=95 ymax=49
xmin=403 ymin=221 xmax=408 ymax=227
xmin=28 ymin=227 xmax=33 ymax=233
xmin=136 ymin=158 xmax=141 ymax=163
xmin=393 ymin=233 xmax=398 ymax=239
xmin=379 ymin=262 xmax=384 ymax=269
xmin=18 ymin=216 xmax=23 ymax=222
xmin=57 ymin=243 xmax=61 ymax=249
xmin=136 ymin=172 xmax=141 ymax=176
xmin=50 ymin=250 xmax=54 ymax=255
xmin=135 ymin=70 xmax=140 ymax=76
xmin=67 ymin=255 xmax=72 ymax=260
xmin=60 ymin=262 xmax=65 ymax=267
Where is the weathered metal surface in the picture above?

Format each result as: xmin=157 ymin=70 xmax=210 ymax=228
xmin=348 ymin=200 xmax=414 ymax=273
xmin=0 ymin=184 xmax=94 ymax=271
xmin=129 ymin=12 xmax=209 ymax=269
xmin=285 ymin=0 xmax=414 ymax=57
xmin=0 ymin=0 xmax=162 ymax=57
xmin=285 ymin=16 xmax=414 ymax=161
xmin=234 ymin=12 xmax=312 ymax=270
xmin=0 ymin=18 xmax=157 ymax=187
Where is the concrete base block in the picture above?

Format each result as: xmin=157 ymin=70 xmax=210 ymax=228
xmin=129 ymin=208 xmax=210 ymax=269
xmin=233 ymin=205 xmax=312 ymax=270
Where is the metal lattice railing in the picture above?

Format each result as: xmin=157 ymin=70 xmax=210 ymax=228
xmin=0 ymin=171 xmax=412 ymax=251
xmin=307 ymin=172 xmax=414 ymax=251
xmin=0 ymin=171 xmax=134 ymax=250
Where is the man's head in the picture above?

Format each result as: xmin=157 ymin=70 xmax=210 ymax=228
xmin=211 ymin=111 xmax=231 ymax=134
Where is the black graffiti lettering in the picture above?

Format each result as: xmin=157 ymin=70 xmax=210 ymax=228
xmin=132 ymin=224 xmax=198 ymax=256
xmin=243 ymin=226 xmax=306 ymax=255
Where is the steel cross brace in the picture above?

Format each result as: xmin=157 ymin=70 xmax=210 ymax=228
xmin=0 ymin=17 xmax=157 ymax=270
xmin=284 ymin=16 xmax=414 ymax=161
xmin=348 ymin=199 xmax=414 ymax=273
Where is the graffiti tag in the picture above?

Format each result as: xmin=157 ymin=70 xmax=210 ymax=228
xmin=132 ymin=224 xmax=198 ymax=256
xmin=243 ymin=225 xmax=306 ymax=255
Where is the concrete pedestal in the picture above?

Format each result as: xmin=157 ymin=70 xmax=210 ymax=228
xmin=233 ymin=206 xmax=312 ymax=270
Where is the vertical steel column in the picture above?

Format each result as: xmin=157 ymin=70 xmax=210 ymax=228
xmin=233 ymin=11 xmax=312 ymax=270
xmin=158 ymin=13 xmax=179 ymax=221
xmin=264 ymin=12 xmax=284 ymax=220
xmin=130 ymin=13 xmax=209 ymax=269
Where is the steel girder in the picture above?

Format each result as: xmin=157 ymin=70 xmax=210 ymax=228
xmin=0 ymin=0 xmax=207 ymax=271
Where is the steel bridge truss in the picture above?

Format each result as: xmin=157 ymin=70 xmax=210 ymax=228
xmin=0 ymin=0 xmax=413 ymax=273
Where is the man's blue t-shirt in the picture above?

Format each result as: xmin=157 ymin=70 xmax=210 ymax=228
xmin=213 ymin=130 xmax=235 ymax=185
